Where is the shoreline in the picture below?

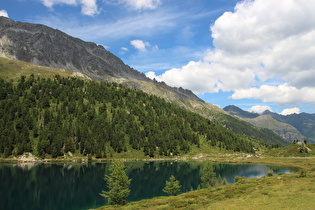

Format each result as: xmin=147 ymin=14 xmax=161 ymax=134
xmin=1 ymin=153 xmax=314 ymax=170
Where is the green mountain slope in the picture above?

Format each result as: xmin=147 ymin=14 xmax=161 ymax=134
xmin=0 ymin=57 xmax=289 ymax=149
xmin=0 ymin=73 xmax=267 ymax=158
xmin=266 ymin=112 xmax=315 ymax=143
xmin=246 ymin=115 xmax=305 ymax=141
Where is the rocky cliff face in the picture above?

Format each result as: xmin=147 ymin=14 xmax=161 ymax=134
xmin=0 ymin=17 xmax=147 ymax=81
xmin=0 ymin=16 xmax=202 ymax=102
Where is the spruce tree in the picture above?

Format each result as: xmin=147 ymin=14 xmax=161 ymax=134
xmin=163 ymin=175 xmax=181 ymax=196
xmin=100 ymin=161 xmax=131 ymax=205
xmin=201 ymin=163 xmax=217 ymax=188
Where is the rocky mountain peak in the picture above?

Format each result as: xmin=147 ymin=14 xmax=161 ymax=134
xmin=0 ymin=16 xmax=148 ymax=81
xmin=0 ymin=16 xmax=202 ymax=102
xmin=223 ymin=105 xmax=259 ymax=119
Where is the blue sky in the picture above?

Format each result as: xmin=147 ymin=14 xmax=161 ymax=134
xmin=1 ymin=0 xmax=315 ymax=114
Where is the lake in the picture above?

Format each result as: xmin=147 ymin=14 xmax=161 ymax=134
xmin=0 ymin=161 xmax=296 ymax=210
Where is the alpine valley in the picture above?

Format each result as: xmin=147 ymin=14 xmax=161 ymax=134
xmin=0 ymin=17 xmax=295 ymax=159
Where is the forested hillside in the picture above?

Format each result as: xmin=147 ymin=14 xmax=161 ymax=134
xmin=0 ymin=75 xmax=267 ymax=158
xmin=0 ymin=18 xmax=290 ymax=148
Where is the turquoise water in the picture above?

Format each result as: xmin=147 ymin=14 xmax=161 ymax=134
xmin=0 ymin=161 xmax=295 ymax=210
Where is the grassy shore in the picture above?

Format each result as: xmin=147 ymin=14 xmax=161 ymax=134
xmin=92 ymin=156 xmax=315 ymax=210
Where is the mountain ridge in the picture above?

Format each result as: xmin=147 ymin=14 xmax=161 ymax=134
xmin=223 ymin=105 xmax=259 ymax=119
xmin=0 ymin=16 xmax=202 ymax=104
xmin=224 ymin=105 xmax=315 ymax=143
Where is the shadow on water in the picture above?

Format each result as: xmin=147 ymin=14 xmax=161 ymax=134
xmin=0 ymin=161 xmax=297 ymax=210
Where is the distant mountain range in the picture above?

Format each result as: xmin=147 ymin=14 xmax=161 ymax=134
xmin=0 ymin=16 xmax=289 ymax=147
xmin=224 ymin=105 xmax=315 ymax=143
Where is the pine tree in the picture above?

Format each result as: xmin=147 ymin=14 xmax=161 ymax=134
xmin=163 ymin=175 xmax=181 ymax=196
xmin=100 ymin=161 xmax=131 ymax=205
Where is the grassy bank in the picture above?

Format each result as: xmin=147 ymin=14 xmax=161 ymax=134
xmin=1 ymin=144 xmax=314 ymax=165
xmin=93 ymin=157 xmax=315 ymax=210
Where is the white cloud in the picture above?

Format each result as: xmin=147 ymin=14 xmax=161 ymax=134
xmin=40 ymin=0 xmax=77 ymax=8
xmin=117 ymin=0 xmax=162 ymax=10
xmin=210 ymin=0 xmax=315 ymax=90
xmin=232 ymin=84 xmax=315 ymax=105
xmin=39 ymin=0 xmax=99 ymax=16
xmin=119 ymin=47 xmax=129 ymax=55
xmin=280 ymin=108 xmax=300 ymax=116
xmin=151 ymin=0 xmax=315 ymax=106
xmin=130 ymin=39 xmax=151 ymax=52
xmin=146 ymin=71 xmax=158 ymax=80
xmin=0 ymin=10 xmax=9 ymax=18
xmin=50 ymin=9 xmax=179 ymax=41
xmin=147 ymin=60 xmax=255 ymax=94
xmin=32 ymin=6 xmax=212 ymax=45
xmin=80 ymin=0 xmax=100 ymax=16
xmin=248 ymin=105 xmax=272 ymax=114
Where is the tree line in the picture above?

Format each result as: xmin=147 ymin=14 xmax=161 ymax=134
xmin=0 ymin=75 xmax=260 ymax=158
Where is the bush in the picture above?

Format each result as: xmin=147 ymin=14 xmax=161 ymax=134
xmin=299 ymin=170 xmax=307 ymax=177
xmin=88 ymin=154 xmax=92 ymax=162
xmin=234 ymin=176 xmax=246 ymax=183
xmin=267 ymin=169 xmax=274 ymax=177
xmin=163 ymin=175 xmax=181 ymax=196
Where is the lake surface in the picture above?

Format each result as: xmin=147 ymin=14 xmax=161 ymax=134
xmin=0 ymin=161 xmax=296 ymax=210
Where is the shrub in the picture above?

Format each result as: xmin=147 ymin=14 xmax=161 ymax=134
xmin=234 ymin=176 xmax=246 ymax=183
xmin=299 ymin=170 xmax=307 ymax=177
xmin=163 ymin=175 xmax=181 ymax=196
xmin=267 ymin=169 xmax=274 ymax=177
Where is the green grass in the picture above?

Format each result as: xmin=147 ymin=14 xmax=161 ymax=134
xmin=264 ymin=144 xmax=315 ymax=157
xmin=0 ymin=57 xmax=89 ymax=80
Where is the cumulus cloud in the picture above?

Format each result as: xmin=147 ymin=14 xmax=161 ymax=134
xmin=232 ymin=84 xmax=315 ymax=105
xmin=39 ymin=0 xmax=99 ymax=16
xmin=248 ymin=105 xmax=272 ymax=114
xmin=280 ymin=108 xmax=300 ymax=116
xmin=130 ymin=39 xmax=151 ymax=52
xmin=117 ymin=0 xmax=162 ymax=10
xmin=80 ymin=0 xmax=99 ymax=16
xmin=149 ymin=0 xmax=315 ymax=106
xmin=147 ymin=60 xmax=255 ymax=94
xmin=0 ymin=10 xmax=9 ymax=18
